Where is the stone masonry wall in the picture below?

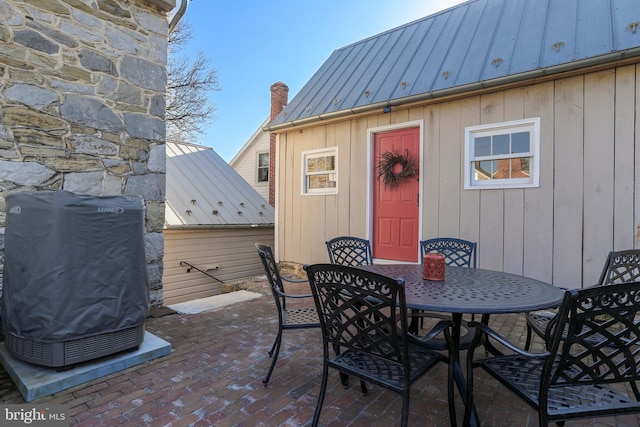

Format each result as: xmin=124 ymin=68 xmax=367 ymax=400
xmin=0 ymin=0 xmax=174 ymax=308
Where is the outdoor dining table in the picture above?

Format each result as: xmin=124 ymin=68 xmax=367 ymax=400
xmin=357 ymin=263 xmax=565 ymax=427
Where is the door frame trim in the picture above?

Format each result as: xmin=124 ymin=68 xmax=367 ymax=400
xmin=366 ymin=120 xmax=424 ymax=263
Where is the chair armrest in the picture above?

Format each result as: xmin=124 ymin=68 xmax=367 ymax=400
xmin=281 ymin=276 xmax=308 ymax=284
xmin=409 ymin=319 xmax=453 ymax=343
xmin=277 ymin=274 xmax=313 ymax=297
xmin=271 ymin=287 xmax=314 ymax=299
xmin=468 ymin=321 xmax=550 ymax=358
xmin=409 ymin=311 xmax=450 ymax=321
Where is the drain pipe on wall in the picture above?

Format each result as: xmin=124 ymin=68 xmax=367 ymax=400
xmin=169 ymin=0 xmax=189 ymax=34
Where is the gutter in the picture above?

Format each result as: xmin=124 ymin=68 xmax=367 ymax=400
xmin=168 ymin=0 xmax=188 ymax=34
xmin=263 ymin=47 xmax=640 ymax=133
xmin=164 ymin=223 xmax=275 ymax=231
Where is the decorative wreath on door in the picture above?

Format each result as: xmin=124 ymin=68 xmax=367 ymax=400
xmin=377 ymin=148 xmax=417 ymax=189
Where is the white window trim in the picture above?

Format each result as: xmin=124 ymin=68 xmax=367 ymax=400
xmin=301 ymin=147 xmax=338 ymax=195
xmin=256 ymin=151 xmax=269 ymax=185
xmin=464 ymin=117 xmax=540 ymax=190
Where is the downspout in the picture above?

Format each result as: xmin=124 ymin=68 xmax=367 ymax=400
xmin=168 ymin=0 xmax=188 ymax=34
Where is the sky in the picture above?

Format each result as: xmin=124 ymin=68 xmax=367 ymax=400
xmin=177 ymin=0 xmax=467 ymax=162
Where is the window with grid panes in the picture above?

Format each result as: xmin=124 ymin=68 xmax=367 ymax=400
xmin=464 ymin=118 xmax=540 ymax=189
xmin=257 ymin=152 xmax=269 ymax=183
xmin=302 ymin=147 xmax=337 ymax=195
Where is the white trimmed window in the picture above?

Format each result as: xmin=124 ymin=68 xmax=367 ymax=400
xmin=302 ymin=147 xmax=337 ymax=195
xmin=257 ymin=152 xmax=269 ymax=183
xmin=464 ymin=118 xmax=540 ymax=189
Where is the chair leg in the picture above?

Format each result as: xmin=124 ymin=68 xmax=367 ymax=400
xmin=524 ymin=324 xmax=533 ymax=351
xmin=479 ymin=314 xmax=492 ymax=356
xmin=400 ymin=389 xmax=410 ymax=427
xmin=631 ymin=381 xmax=640 ymax=401
xmin=332 ymin=342 xmax=349 ymax=388
xmin=312 ymin=365 xmax=330 ymax=427
xmin=360 ymin=380 xmax=368 ymax=395
xmin=408 ymin=313 xmax=420 ymax=334
xmin=267 ymin=329 xmax=281 ymax=357
xmin=463 ymin=359 xmax=475 ymax=427
xmin=263 ymin=330 xmax=283 ymax=384
xmin=464 ymin=329 xmax=480 ymax=427
xmin=340 ymin=372 xmax=349 ymax=388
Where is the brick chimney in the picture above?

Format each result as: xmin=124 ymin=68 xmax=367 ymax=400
xmin=269 ymin=82 xmax=288 ymax=207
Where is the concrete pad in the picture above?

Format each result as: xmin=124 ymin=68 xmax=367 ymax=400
xmin=168 ymin=290 xmax=263 ymax=314
xmin=0 ymin=331 xmax=171 ymax=402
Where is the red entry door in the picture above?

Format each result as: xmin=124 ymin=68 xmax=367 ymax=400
xmin=372 ymin=127 xmax=420 ymax=262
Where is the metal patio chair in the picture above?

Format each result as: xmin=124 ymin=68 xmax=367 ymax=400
xmin=305 ymin=263 xmax=448 ymax=427
xmin=465 ymin=281 xmax=640 ymax=426
xmin=420 ymin=237 xmax=477 ymax=268
xmin=412 ymin=237 xmax=478 ymax=350
xmin=325 ymin=236 xmax=373 ymax=266
xmin=524 ymin=249 xmax=640 ymax=350
xmin=255 ymin=243 xmax=320 ymax=384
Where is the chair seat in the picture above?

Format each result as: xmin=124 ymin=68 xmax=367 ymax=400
xmin=526 ymin=310 xmax=612 ymax=346
xmin=479 ymin=355 xmax=640 ymax=418
xmin=525 ymin=310 xmax=556 ymax=338
xmin=330 ymin=342 xmax=442 ymax=394
xmin=283 ymin=307 xmax=319 ymax=327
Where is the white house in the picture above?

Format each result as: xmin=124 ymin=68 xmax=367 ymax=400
xmin=229 ymin=116 xmax=271 ymax=202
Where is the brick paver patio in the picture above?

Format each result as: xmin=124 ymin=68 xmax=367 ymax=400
xmin=1 ymin=278 xmax=639 ymax=426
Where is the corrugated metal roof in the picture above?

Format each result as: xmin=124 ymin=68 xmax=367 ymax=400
xmin=269 ymin=0 xmax=640 ymax=129
xmin=165 ymin=141 xmax=275 ymax=228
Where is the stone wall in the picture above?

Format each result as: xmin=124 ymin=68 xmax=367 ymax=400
xmin=0 ymin=0 xmax=175 ymax=307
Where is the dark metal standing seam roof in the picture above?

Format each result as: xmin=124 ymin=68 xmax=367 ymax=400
xmin=268 ymin=0 xmax=640 ymax=130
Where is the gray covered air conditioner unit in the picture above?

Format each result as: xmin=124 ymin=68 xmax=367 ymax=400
xmin=2 ymin=191 xmax=150 ymax=368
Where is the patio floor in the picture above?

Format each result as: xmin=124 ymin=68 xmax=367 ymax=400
xmin=1 ymin=277 xmax=639 ymax=426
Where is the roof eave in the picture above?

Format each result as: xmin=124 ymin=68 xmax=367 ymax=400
xmin=264 ymin=47 xmax=640 ymax=133
xmin=145 ymin=0 xmax=176 ymax=12
xmin=229 ymin=116 xmax=270 ymax=166
xmin=164 ymin=223 xmax=275 ymax=231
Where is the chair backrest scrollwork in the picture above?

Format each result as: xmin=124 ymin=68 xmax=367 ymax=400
xmin=326 ymin=236 xmax=373 ymax=266
xmin=305 ymin=264 xmax=409 ymax=370
xmin=256 ymin=243 xmax=286 ymax=310
xmin=420 ymin=238 xmax=477 ymax=268
xmin=547 ymin=282 xmax=640 ymax=389
xmin=597 ymin=249 xmax=640 ymax=286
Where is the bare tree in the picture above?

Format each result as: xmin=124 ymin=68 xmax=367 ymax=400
xmin=166 ymin=20 xmax=220 ymax=144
